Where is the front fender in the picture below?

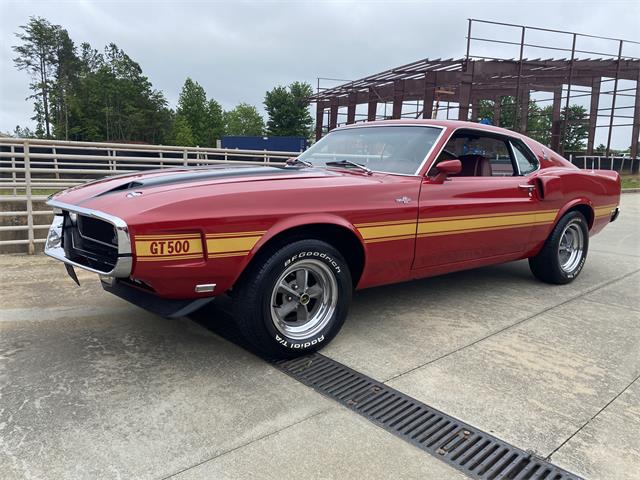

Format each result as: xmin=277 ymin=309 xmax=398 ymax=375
xmin=230 ymin=213 xmax=365 ymax=287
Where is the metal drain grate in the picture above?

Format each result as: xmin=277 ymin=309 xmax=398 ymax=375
xmin=276 ymin=354 xmax=582 ymax=480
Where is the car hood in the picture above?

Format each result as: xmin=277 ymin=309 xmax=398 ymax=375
xmin=49 ymin=164 xmax=379 ymax=219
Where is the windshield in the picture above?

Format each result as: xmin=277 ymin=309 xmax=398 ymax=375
xmin=298 ymin=126 xmax=442 ymax=175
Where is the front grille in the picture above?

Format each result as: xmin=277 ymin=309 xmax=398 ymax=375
xmin=62 ymin=212 xmax=119 ymax=272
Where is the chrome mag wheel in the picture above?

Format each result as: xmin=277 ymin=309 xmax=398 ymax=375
xmin=270 ymin=259 xmax=338 ymax=340
xmin=558 ymin=220 xmax=585 ymax=273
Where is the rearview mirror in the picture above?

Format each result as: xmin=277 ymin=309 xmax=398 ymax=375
xmin=431 ymin=159 xmax=462 ymax=183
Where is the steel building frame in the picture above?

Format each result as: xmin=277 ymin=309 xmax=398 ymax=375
xmin=311 ymin=19 xmax=640 ymax=160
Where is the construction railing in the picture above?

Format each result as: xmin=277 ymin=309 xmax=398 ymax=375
xmin=569 ymin=154 xmax=638 ymax=173
xmin=0 ymin=138 xmax=297 ymax=254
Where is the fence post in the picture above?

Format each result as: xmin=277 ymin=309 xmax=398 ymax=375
xmin=53 ymin=146 xmax=60 ymax=179
xmin=183 ymin=149 xmax=188 ymax=167
xmin=10 ymin=145 xmax=17 ymax=195
xmin=24 ymin=141 xmax=35 ymax=255
xmin=159 ymin=150 xmax=163 ymax=168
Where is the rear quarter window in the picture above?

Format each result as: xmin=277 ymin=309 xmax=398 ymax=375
xmin=511 ymin=140 xmax=539 ymax=175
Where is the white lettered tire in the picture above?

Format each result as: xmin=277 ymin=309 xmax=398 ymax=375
xmin=233 ymin=239 xmax=352 ymax=358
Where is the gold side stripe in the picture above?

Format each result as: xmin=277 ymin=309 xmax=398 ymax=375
xmin=135 ymin=234 xmax=201 ymax=240
xmin=419 ymin=208 xmax=558 ymax=223
xmin=364 ymin=234 xmax=416 ymax=244
xmin=206 ymin=236 xmax=261 ymax=254
xmin=205 ymin=230 xmax=267 ymax=238
xmin=417 ymin=220 xmax=550 ymax=238
xmin=208 ymin=251 xmax=250 ymax=259
xmin=137 ymin=254 xmax=203 ymax=262
xmin=355 ymin=219 xmax=416 ymax=228
xmin=417 ymin=211 xmax=557 ymax=235
xmin=358 ymin=223 xmax=416 ymax=240
xmin=594 ymin=205 xmax=617 ymax=214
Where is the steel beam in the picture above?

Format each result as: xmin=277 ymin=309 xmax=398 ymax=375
xmin=367 ymin=88 xmax=377 ymax=121
xmin=315 ymin=103 xmax=325 ymax=140
xmin=347 ymin=92 xmax=357 ymax=124
xmin=329 ymin=100 xmax=338 ymax=131
xmin=392 ymin=80 xmax=405 ymax=119
xmin=518 ymin=88 xmax=529 ymax=133
xmin=551 ymin=87 xmax=563 ymax=152
xmin=422 ymin=73 xmax=436 ymax=119
xmin=587 ymin=78 xmax=601 ymax=155
xmin=493 ymin=96 xmax=502 ymax=126
xmin=631 ymin=68 xmax=640 ymax=166
xmin=458 ymin=72 xmax=472 ymax=121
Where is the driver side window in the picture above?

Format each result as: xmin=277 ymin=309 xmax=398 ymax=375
xmin=432 ymin=131 xmax=515 ymax=177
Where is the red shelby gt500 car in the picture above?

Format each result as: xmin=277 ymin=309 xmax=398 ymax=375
xmin=45 ymin=120 xmax=621 ymax=357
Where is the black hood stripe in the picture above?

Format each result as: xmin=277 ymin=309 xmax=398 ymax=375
xmin=100 ymin=166 xmax=333 ymax=194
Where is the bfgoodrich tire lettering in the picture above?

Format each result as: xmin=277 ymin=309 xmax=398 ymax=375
xmin=233 ymin=239 xmax=352 ymax=358
xmin=529 ymin=211 xmax=589 ymax=285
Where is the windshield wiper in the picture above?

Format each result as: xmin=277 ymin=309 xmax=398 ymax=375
xmin=325 ymin=159 xmax=373 ymax=175
xmin=285 ymin=157 xmax=313 ymax=168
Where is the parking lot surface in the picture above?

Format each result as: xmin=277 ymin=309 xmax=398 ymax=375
xmin=1 ymin=194 xmax=638 ymax=480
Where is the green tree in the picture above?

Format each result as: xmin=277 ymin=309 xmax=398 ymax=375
xmin=225 ymin=103 xmax=264 ymax=136
xmin=264 ymin=81 xmax=313 ymax=137
xmin=12 ymin=125 xmax=37 ymax=138
xmin=176 ymin=78 xmax=209 ymax=145
xmin=67 ymin=43 xmax=172 ymax=143
xmin=50 ymin=28 xmax=78 ymax=140
xmin=174 ymin=79 xmax=225 ymax=146
xmin=12 ymin=16 xmax=61 ymax=138
xmin=205 ymin=99 xmax=226 ymax=146
xmin=170 ymin=115 xmax=195 ymax=146
xmin=560 ymin=105 xmax=589 ymax=151
xmin=477 ymin=98 xmax=588 ymax=151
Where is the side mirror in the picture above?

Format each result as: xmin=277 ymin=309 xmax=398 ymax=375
xmin=431 ymin=159 xmax=462 ymax=183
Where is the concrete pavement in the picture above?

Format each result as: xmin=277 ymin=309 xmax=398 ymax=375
xmin=1 ymin=194 xmax=638 ymax=479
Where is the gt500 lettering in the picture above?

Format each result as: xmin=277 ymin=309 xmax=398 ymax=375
xmin=149 ymin=240 xmax=190 ymax=255
xmin=135 ymin=234 xmax=203 ymax=261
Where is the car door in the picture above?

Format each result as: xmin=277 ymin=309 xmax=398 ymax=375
xmin=412 ymin=129 xmax=545 ymax=270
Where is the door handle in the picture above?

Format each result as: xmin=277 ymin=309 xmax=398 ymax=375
xmin=518 ymin=184 xmax=536 ymax=197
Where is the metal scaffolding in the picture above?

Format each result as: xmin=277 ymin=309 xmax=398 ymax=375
xmin=311 ymin=19 xmax=640 ymax=161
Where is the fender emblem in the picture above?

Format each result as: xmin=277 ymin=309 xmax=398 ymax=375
xmin=395 ymin=196 xmax=412 ymax=204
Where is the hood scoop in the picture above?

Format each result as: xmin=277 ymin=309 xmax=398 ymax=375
xmin=98 ymin=180 xmax=144 ymax=196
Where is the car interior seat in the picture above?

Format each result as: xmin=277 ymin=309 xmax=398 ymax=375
xmin=455 ymin=154 xmax=492 ymax=176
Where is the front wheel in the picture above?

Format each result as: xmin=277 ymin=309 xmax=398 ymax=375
xmin=529 ymin=211 xmax=589 ymax=284
xmin=233 ymin=239 xmax=352 ymax=358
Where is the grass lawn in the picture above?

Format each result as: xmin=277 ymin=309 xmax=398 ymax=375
xmin=0 ymin=188 xmax=62 ymax=196
xmin=621 ymin=175 xmax=640 ymax=190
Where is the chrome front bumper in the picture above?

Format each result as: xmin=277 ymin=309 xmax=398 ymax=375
xmin=44 ymin=199 xmax=133 ymax=278
xmin=611 ymin=206 xmax=620 ymax=222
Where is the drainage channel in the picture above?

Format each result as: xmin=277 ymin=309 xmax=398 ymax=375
xmin=275 ymin=353 xmax=581 ymax=480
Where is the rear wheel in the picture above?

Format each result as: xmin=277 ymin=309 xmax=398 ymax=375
xmin=233 ymin=239 xmax=352 ymax=358
xmin=529 ymin=211 xmax=589 ymax=284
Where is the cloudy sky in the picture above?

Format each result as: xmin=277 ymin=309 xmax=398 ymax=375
xmin=1 ymin=0 xmax=638 ymax=146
